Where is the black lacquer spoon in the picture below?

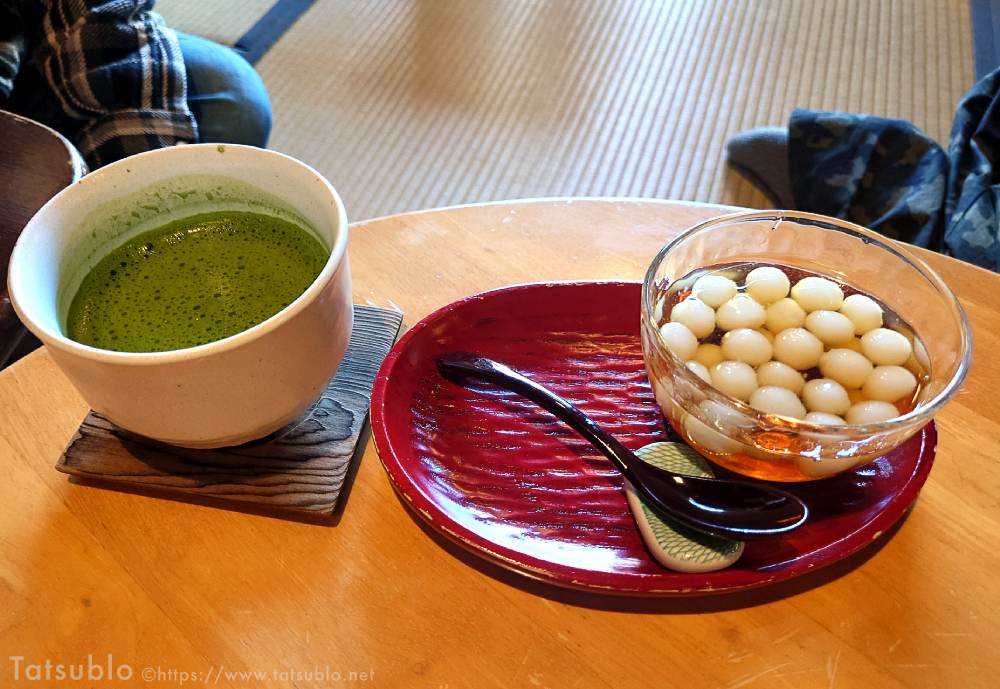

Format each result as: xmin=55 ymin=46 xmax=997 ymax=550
xmin=437 ymin=352 xmax=808 ymax=541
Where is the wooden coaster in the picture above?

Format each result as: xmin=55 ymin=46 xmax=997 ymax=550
xmin=55 ymin=305 xmax=403 ymax=515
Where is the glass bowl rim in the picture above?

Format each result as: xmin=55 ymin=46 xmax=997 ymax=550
xmin=640 ymin=209 xmax=973 ymax=436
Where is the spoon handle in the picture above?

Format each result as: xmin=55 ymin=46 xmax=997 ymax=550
xmin=437 ymin=352 xmax=809 ymax=541
xmin=437 ymin=353 xmax=639 ymax=477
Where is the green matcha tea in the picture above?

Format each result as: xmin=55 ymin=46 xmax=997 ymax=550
xmin=66 ymin=210 xmax=329 ymax=352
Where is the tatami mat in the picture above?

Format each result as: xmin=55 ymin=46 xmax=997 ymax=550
xmin=161 ymin=0 xmax=975 ymax=220
xmin=155 ymin=0 xmax=274 ymax=46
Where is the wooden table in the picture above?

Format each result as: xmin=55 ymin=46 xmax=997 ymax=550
xmin=1 ymin=200 xmax=996 ymax=689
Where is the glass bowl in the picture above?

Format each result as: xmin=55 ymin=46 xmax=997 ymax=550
xmin=640 ymin=210 xmax=972 ymax=481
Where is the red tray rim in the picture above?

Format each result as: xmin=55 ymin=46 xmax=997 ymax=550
xmin=370 ymin=281 xmax=936 ymax=596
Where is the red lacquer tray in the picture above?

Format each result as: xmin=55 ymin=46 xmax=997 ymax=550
xmin=370 ymin=282 xmax=935 ymax=595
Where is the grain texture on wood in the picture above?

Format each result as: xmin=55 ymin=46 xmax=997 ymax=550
xmin=55 ymin=305 xmax=402 ymax=514
xmin=1 ymin=200 xmax=996 ymax=689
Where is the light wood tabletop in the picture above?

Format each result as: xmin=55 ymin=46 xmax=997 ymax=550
xmin=1 ymin=199 xmax=996 ymax=689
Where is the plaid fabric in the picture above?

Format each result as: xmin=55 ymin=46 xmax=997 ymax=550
xmin=0 ymin=0 xmax=197 ymax=167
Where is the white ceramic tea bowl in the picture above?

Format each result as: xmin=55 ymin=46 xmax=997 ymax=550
xmin=8 ymin=144 xmax=352 ymax=448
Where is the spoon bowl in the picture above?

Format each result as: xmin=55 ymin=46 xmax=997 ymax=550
xmin=437 ymin=352 xmax=808 ymax=540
